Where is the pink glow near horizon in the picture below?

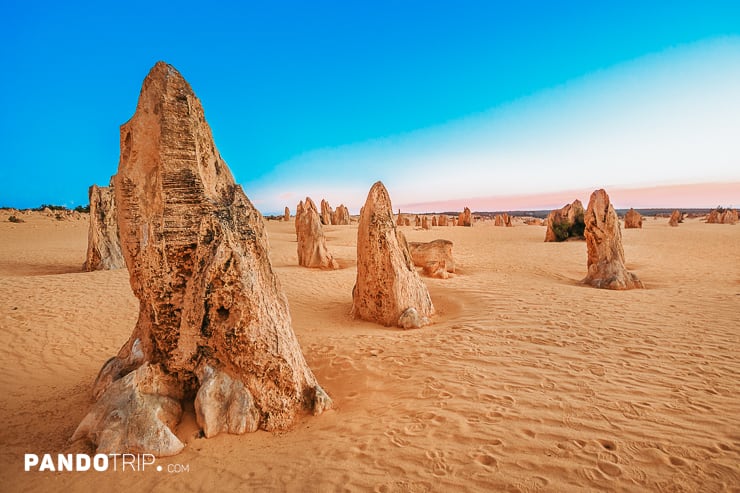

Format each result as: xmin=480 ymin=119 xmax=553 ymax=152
xmin=396 ymin=182 xmax=740 ymax=212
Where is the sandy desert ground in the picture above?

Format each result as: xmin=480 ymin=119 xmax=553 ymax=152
xmin=1 ymin=210 xmax=739 ymax=492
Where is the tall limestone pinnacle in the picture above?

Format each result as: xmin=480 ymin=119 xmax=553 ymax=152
xmin=72 ymin=62 xmax=331 ymax=456
xmin=351 ymin=181 xmax=434 ymax=328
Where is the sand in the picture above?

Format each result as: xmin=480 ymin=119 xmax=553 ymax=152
xmin=1 ymin=211 xmax=739 ymax=492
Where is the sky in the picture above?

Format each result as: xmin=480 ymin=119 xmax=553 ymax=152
xmin=1 ymin=1 xmax=739 ymax=214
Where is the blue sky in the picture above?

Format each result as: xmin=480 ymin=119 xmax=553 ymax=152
xmin=1 ymin=1 xmax=739 ymax=213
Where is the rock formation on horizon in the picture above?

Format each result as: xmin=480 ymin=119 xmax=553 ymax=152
xmin=73 ymin=62 xmax=331 ymax=457
xmin=431 ymin=216 xmax=438 ymax=227
xmin=284 ymin=206 xmax=290 ymax=222
xmin=668 ymin=210 xmax=682 ymax=227
xmin=296 ymin=197 xmax=340 ymax=269
xmin=544 ymin=200 xmax=585 ymax=242
xmin=351 ymin=181 xmax=434 ymax=328
xmin=421 ymin=216 xmax=430 ymax=230
xmin=83 ymin=184 xmax=125 ymax=271
xmin=408 ymin=239 xmax=455 ymax=279
xmin=706 ymin=207 xmax=738 ymax=225
xmin=582 ymin=189 xmax=644 ymax=290
xmin=458 ymin=207 xmax=472 ymax=227
xmin=415 ymin=215 xmax=421 ymax=227
xmin=320 ymin=199 xmax=333 ymax=225
xmin=396 ymin=209 xmax=404 ymax=226
xmin=624 ymin=208 xmax=642 ymax=229
xmin=438 ymin=215 xmax=448 ymax=226
xmin=494 ymin=213 xmax=512 ymax=227
xmin=332 ymin=204 xmax=350 ymax=225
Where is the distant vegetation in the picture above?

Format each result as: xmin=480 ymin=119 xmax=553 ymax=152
xmin=8 ymin=215 xmax=24 ymax=223
xmin=33 ymin=204 xmax=90 ymax=213
xmin=551 ymin=211 xmax=585 ymax=242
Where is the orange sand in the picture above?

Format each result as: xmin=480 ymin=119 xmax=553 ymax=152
xmin=1 ymin=211 xmax=739 ymax=492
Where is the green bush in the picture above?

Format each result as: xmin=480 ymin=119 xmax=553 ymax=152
xmin=551 ymin=212 xmax=585 ymax=242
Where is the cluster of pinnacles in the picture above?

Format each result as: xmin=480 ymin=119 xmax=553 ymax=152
xmin=77 ymin=61 xmax=651 ymax=459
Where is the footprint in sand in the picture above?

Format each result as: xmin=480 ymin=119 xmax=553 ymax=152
xmin=597 ymin=460 xmax=623 ymax=477
xmin=425 ymin=450 xmax=452 ymax=477
xmin=384 ymin=428 xmax=410 ymax=448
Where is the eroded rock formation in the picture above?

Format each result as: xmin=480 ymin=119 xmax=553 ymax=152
xmin=438 ymin=215 xmax=448 ymax=226
xmin=545 ymin=200 xmax=585 ymax=242
xmin=458 ymin=207 xmax=472 ymax=227
xmin=84 ymin=184 xmax=125 ymax=271
xmin=706 ymin=207 xmax=738 ymax=225
xmin=352 ymin=181 xmax=434 ymax=328
xmin=582 ymin=189 xmax=643 ymax=290
xmin=396 ymin=209 xmax=404 ymax=226
xmin=421 ymin=216 xmax=430 ymax=230
xmin=73 ymin=62 xmax=331 ymax=457
xmin=624 ymin=208 xmax=642 ymax=229
xmin=332 ymin=204 xmax=350 ymax=225
xmin=431 ymin=216 xmax=438 ymax=227
xmin=296 ymin=197 xmax=340 ymax=269
xmin=284 ymin=206 xmax=290 ymax=222
xmin=668 ymin=210 xmax=682 ymax=227
xmin=320 ymin=199 xmax=333 ymax=225
xmin=408 ymin=239 xmax=455 ymax=279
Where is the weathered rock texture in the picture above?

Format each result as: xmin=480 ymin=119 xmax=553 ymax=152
xmin=396 ymin=209 xmax=404 ymax=226
xmin=431 ymin=216 xmax=438 ymax=227
xmin=438 ymin=215 xmax=448 ymax=226
xmin=83 ymin=184 xmax=125 ymax=271
xmin=494 ymin=213 xmax=512 ymax=227
xmin=624 ymin=208 xmax=642 ymax=229
xmin=351 ymin=181 xmax=434 ymax=328
xmin=296 ymin=197 xmax=339 ymax=269
xmin=73 ymin=62 xmax=331 ymax=456
xmin=421 ymin=216 xmax=430 ymax=230
xmin=706 ymin=207 xmax=738 ymax=225
xmin=284 ymin=206 xmax=290 ymax=222
xmin=332 ymin=204 xmax=350 ymax=225
xmin=582 ymin=189 xmax=644 ymax=290
xmin=408 ymin=239 xmax=455 ymax=279
xmin=668 ymin=210 xmax=682 ymax=227
xmin=544 ymin=200 xmax=585 ymax=242
xmin=458 ymin=207 xmax=472 ymax=227
xmin=415 ymin=215 xmax=421 ymax=227
xmin=320 ymin=199 xmax=333 ymax=225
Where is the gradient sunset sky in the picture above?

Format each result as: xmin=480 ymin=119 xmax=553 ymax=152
xmin=2 ymin=1 xmax=739 ymax=213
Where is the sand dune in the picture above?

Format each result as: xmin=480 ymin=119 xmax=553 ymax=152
xmin=1 ymin=212 xmax=739 ymax=492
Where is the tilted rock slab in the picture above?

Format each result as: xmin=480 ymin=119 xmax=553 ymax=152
xmin=84 ymin=184 xmax=125 ymax=271
xmin=408 ymin=239 xmax=455 ymax=279
xmin=73 ymin=62 xmax=331 ymax=456
xmin=320 ymin=199 xmax=333 ymax=225
xmin=545 ymin=199 xmax=585 ymax=242
xmin=582 ymin=189 xmax=644 ymax=290
xmin=668 ymin=210 xmax=682 ymax=227
xmin=296 ymin=197 xmax=339 ymax=269
xmin=624 ymin=208 xmax=642 ymax=229
xmin=351 ymin=181 xmax=434 ymax=328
